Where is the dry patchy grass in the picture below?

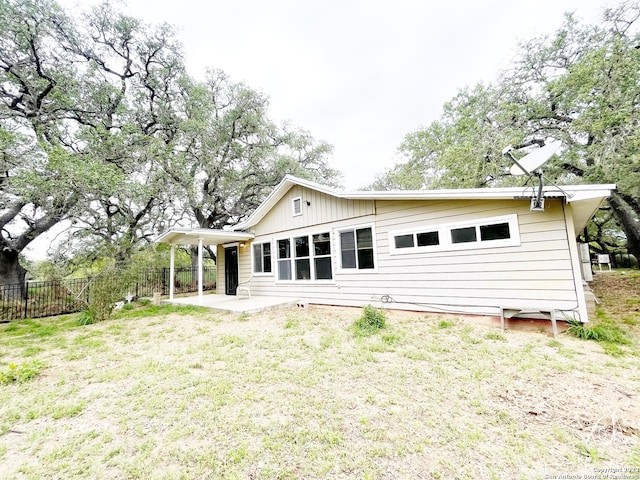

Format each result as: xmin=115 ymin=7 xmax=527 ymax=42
xmin=0 ymin=294 xmax=638 ymax=479
xmin=591 ymin=270 xmax=640 ymax=332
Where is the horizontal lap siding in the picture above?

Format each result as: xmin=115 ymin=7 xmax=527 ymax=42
xmin=238 ymin=246 xmax=251 ymax=283
xmin=246 ymin=197 xmax=580 ymax=315
xmin=367 ymin=198 xmax=578 ymax=312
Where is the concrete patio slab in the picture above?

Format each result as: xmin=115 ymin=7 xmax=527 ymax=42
xmin=165 ymin=294 xmax=299 ymax=314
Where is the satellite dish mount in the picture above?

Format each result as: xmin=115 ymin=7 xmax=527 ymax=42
xmin=503 ymin=140 xmax=563 ymax=212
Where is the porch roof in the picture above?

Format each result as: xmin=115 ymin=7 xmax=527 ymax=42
xmin=155 ymin=228 xmax=255 ymax=246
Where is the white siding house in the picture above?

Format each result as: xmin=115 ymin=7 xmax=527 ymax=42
xmin=157 ymin=175 xmax=615 ymax=323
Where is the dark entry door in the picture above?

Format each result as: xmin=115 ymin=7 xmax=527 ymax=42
xmin=224 ymin=246 xmax=239 ymax=295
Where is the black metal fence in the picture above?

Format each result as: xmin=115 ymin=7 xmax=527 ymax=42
xmin=0 ymin=267 xmax=216 ymax=323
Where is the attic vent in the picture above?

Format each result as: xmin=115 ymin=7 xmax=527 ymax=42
xmin=292 ymin=197 xmax=302 ymax=216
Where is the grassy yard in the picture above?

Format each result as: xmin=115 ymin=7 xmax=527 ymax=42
xmin=0 ymin=273 xmax=639 ymax=479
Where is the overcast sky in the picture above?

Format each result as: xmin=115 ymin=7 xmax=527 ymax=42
xmin=57 ymin=0 xmax=614 ymax=189
xmin=25 ymin=0 xmax=615 ymax=259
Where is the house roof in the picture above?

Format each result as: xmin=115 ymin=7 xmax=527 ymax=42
xmin=155 ymin=228 xmax=254 ymax=246
xmin=232 ymin=175 xmax=616 ymax=234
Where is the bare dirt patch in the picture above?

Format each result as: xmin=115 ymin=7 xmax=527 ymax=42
xmin=591 ymin=270 xmax=640 ymax=315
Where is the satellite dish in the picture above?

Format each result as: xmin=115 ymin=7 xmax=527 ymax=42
xmin=502 ymin=140 xmax=566 ymax=213
xmin=509 ymin=140 xmax=562 ymax=176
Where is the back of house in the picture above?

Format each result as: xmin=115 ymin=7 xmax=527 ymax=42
xmin=211 ymin=176 xmax=614 ymax=322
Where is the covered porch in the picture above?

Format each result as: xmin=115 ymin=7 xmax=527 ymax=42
xmin=155 ymin=228 xmax=255 ymax=302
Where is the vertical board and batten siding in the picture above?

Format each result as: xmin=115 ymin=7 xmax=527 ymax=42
xmin=243 ymin=193 xmax=583 ymax=317
xmin=254 ymin=185 xmax=375 ymax=236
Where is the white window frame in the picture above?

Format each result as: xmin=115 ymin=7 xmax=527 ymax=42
xmin=388 ymin=214 xmax=520 ymax=255
xmin=335 ymin=223 xmax=378 ymax=273
xmin=276 ymin=238 xmax=293 ymax=281
xmin=251 ymin=240 xmax=273 ymax=276
xmin=275 ymin=230 xmax=335 ymax=284
xmin=292 ymin=196 xmax=302 ymax=216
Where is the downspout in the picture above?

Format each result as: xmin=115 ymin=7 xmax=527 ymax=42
xmin=563 ymin=202 xmax=590 ymax=322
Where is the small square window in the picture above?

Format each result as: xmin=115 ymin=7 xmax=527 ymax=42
xmin=292 ymin=197 xmax=302 ymax=216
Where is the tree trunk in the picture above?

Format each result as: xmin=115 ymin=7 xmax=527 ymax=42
xmin=190 ymin=246 xmax=198 ymax=270
xmin=189 ymin=245 xmax=216 ymax=269
xmin=0 ymin=248 xmax=27 ymax=300
xmin=608 ymin=192 xmax=640 ymax=260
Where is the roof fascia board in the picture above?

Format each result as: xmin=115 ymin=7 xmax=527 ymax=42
xmin=155 ymin=228 xmax=255 ymax=245
xmin=231 ymin=175 xmax=615 ymax=231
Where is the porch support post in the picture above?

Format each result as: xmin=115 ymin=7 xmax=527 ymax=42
xmin=169 ymin=244 xmax=175 ymax=300
xmin=198 ymin=237 xmax=203 ymax=303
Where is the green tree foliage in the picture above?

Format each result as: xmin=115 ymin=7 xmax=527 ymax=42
xmin=374 ymin=2 xmax=640 ymax=258
xmin=1 ymin=0 xmax=83 ymax=293
xmin=0 ymin=0 xmax=185 ymax=289
xmin=169 ymin=69 xmax=339 ymax=264
xmin=372 ymin=83 xmax=524 ymax=190
xmin=0 ymin=0 xmax=339 ymax=284
xmin=176 ymin=70 xmax=339 ymax=228
xmin=47 ymin=2 xmax=189 ymax=266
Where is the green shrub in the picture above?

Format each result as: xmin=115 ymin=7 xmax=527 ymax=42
xmin=0 ymin=360 xmax=45 ymax=385
xmin=353 ymin=305 xmax=387 ymax=336
xmin=72 ymin=265 xmax=138 ymax=324
xmin=566 ymin=319 xmax=632 ymax=345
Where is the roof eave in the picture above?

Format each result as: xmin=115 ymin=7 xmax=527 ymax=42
xmin=231 ymin=175 xmax=616 ymax=231
xmin=155 ymin=228 xmax=255 ymax=246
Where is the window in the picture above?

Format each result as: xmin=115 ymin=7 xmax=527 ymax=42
xmin=480 ymin=222 xmax=510 ymax=241
xmin=394 ymin=230 xmax=440 ymax=249
xmin=395 ymin=234 xmax=414 ymax=249
xmin=252 ymin=242 xmax=272 ymax=274
xmin=292 ymin=197 xmax=302 ymax=216
xmin=389 ymin=214 xmax=519 ymax=254
xmin=278 ymin=239 xmax=291 ymax=280
xmin=313 ymin=233 xmax=332 ymax=279
xmin=451 ymin=226 xmax=477 ymax=244
xmin=339 ymin=226 xmax=375 ymax=270
xmin=294 ymin=235 xmax=310 ymax=280
xmin=417 ymin=231 xmax=439 ymax=246
xmin=277 ymin=232 xmax=333 ymax=281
